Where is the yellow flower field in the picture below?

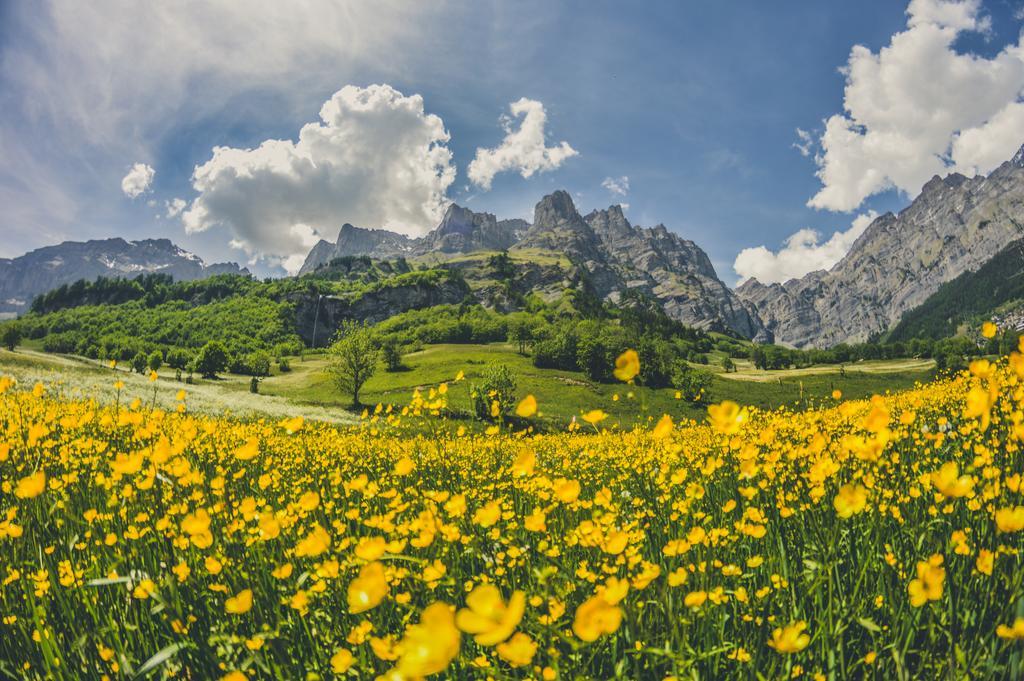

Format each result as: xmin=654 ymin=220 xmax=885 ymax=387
xmin=1 ymin=349 xmax=1024 ymax=679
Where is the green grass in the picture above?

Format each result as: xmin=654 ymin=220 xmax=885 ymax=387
xmin=258 ymin=343 xmax=936 ymax=430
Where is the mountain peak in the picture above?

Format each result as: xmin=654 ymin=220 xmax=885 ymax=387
xmin=533 ymin=190 xmax=579 ymax=227
xmin=1012 ymin=142 xmax=1024 ymax=168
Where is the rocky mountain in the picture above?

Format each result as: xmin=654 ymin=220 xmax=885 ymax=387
xmin=298 ymin=190 xmax=770 ymax=340
xmin=0 ymin=238 xmax=247 ymax=316
xmin=736 ymin=144 xmax=1024 ymax=348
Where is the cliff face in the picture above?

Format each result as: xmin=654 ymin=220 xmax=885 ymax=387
xmin=292 ymin=277 xmax=470 ymax=347
xmin=297 ymin=191 xmax=769 ymax=339
xmin=737 ymin=146 xmax=1024 ymax=348
xmin=0 ymin=238 xmax=246 ymax=316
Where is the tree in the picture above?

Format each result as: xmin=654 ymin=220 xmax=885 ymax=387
xmin=195 ymin=341 xmax=230 ymax=379
xmin=147 ymin=350 xmax=164 ymax=372
xmin=380 ymin=338 xmax=404 ymax=372
xmin=131 ymin=351 xmax=148 ymax=374
xmin=672 ymin=361 xmax=712 ymax=404
xmin=721 ymin=356 xmax=736 ymax=373
xmin=470 ymin=364 xmax=518 ymax=421
xmin=166 ymin=348 xmax=190 ymax=370
xmin=327 ymin=321 xmax=380 ymax=407
xmin=508 ymin=319 xmax=533 ymax=355
xmin=247 ymin=351 xmax=272 ymax=378
xmin=1 ymin=324 xmax=22 ymax=352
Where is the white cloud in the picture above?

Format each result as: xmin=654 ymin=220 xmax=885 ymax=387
xmin=120 ymin=162 xmax=154 ymax=198
xmin=165 ymin=197 xmax=186 ymax=218
xmin=468 ymin=98 xmax=578 ymax=190
xmin=808 ymin=0 xmax=1024 ymax=212
xmin=602 ymin=175 xmax=630 ymax=196
xmin=733 ymin=211 xmax=878 ymax=284
xmin=182 ymin=84 xmax=456 ymax=269
xmin=793 ymin=128 xmax=814 ymax=157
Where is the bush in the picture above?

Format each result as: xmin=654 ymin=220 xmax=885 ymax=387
xmin=147 ymin=350 xmax=163 ymax=372
xmin=195 ymin=341 xmax=230 ymax=379
xmin=380 ymin=338 xmax=404 ymax=372
xmin=1 ymin=323 xmax=22 ymax=351
xmin=672 ymin=361 xmax=712 ymax=404
xmin=470 ymin=364 xmax=517 ymax=421
xmin=131 ymin=352 xmax=148 ymax=374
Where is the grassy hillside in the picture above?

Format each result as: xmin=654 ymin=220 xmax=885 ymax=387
xmin=258 ymin=343 xmax=934 ymax=429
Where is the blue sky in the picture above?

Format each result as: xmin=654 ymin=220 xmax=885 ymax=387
xmin=2 ymin=0 xmax=1024 ymax=283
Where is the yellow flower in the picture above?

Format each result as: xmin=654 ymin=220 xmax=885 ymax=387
xmin=995 ymin=506 xmax=1024 ymax=533
xmin=683 ymin=590 xmax=707 ymax=609
xmin=272 ymin=563 xmax=293 ymax=580
xmin=930 ymin=462 xmax=974 ymax=498
xmin=15 ymin=471 xmax=46 ymax=499
xmin=394 ymin=457 xmax=415 ymax=476
xmin=572 ymin=594 xmax=622 ymax=642
xmin=347 ymin=561 xmax=389 ymax=614
xmin=553 ymin=478 xmax=581 ymax=503
xmin=582 ymin=409 xmax=607 ymax=426
xmin=294 ymin=524 xmax=331 ymax=558
xmin=833 ymin=483 xmax=868 ymax=518
xmin=392 ymin=602 xmax=460 ymax=678
xmin=515 ymin=394 xmax=538 ymax=418
xmin=707 ymin=401 xmax=748 ymax=435
xmin=225 ymin=589 xmax=253 ymax=615
xmin=613 ymin=349 xmax=640 ymax=382
xmin=652 ymin=414 xmax=674 ymax=439
xmin=996 ymin=618 xmax=1024 ymax=640
xmin=456 ymin=585 xmax=525 ymax=646
xmin=355 ymin=536 xmax=388 ymax=561
xmin=976 ymin=549 xmax=994 ymax=576
xmin=132 ymin=579 xmax=157 ymax=600
xmin=221 ymin=672 xmax=247 ymax=681
xmin=982 ymin=321 xmax=998 ymax=338
xmin=280 ymin=415 xmax=304 ymax=433
xmin=331 ymin=648 xmax=355 ymax=673
xmin=768 ymin=621 xmax=810 ymax=654
xmin=181 ymin=509 xmax=213 ymax=549
xmin=497 ymin=632 xmax=537 ymax=668
xmin=908 ymin=555 xmax=945 ymax=607
xmin=234 ymin=438 xmax=260 ymax=461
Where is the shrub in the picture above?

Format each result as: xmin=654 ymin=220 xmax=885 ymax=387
xmin=470 ymin=364 xmax=517 ymax=421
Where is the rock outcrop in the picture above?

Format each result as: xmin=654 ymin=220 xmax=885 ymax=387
xmin=297 ymin=192 xmax=768 ymax=339
xmin=736 ymin=144 xmax=1024 ymax=347
xmin=0 ymin=238 xmax=246 ymax=316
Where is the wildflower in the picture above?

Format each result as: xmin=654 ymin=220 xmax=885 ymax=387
xmin=930 ymin=462 xmax=974 ymax=498
xmin=234 ymin=438 xmax=260 ymax=461
xmin=582 ymin=410 xmax=607 ymax=426
xmin=833 ymin=483 xmax=868 ymax=518
xmin=391 ymin=602 xmax=460 ymax=677
xmin=995 ymin=506 xmax=1024 ymax=533
xmin=908 ymin=555 xmax=945 ymax=607
xmin=613 ymin=349 xmax=640 ymax=382
xmin=768 ymin=621 xmax=810 ymax=654
xmin=497 ymin=632 xmax=537 ymax=667
xmin=572 ymin=595 xmax=622 ymax=642
xmin=515 ymin=395 xmax=537 ymax=418
xmin=225 ymin=589 xmax=253 ymax=615
xmin=14 ymin=471 xmax=46 ymax=499
xmin=294 ymin=524 xmax=331 ymax=558
xmin=652 ymin=414 xmax=673 ymax=439
xmin=456 ymin=585 xmax=525 ymax=646
xmin=976 ymin=549 xmax=994 ymax=575
xmin=996 ymin=619 xmax=1024 ymax=640
xmin=708 ymin=401 xmax=748 ymax=435
xmin=331 ymin=649 xmax=355 ymax=674
xmin=348 ymin=561 xmax=389 ymax=614
xmin=684 ymin=591 xmax=707 ymax=609
xmin=982 ymin=321 xmax=998 ymax=338
xmin=180 ymin=509 xmax=214 ymax=549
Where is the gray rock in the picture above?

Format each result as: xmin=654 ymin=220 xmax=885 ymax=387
xmin=737 ymin=144 xmax=1024 ymax=347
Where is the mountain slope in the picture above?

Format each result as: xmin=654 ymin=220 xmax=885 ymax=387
xmin=0 ymin=238 xmax=247 ymax=316
xmin=298 ymin=190 xmax=769 ymax=339
xmin=737 ymin=145 xmax=1024 ymax=348
xmin=887 ymin=238 xmax=1024 ymax=341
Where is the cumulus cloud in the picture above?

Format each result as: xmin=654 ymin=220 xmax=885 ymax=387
xmin=121 ymin=162 xmax=154 ymax=198
xmin=733 ymin=211 xmax=878 ymax=284
xmin=182 ymin=84 xmax=456 ymax=273
xmin=808 ymin=0 xmax=1024 ymax=212
xmin=602 ymin=175 xmax=630 ymax=196
xmin=468 ymin=98 xmax=577 ymax=190
xmin=165 ymin=197 xmax=186 ymax=218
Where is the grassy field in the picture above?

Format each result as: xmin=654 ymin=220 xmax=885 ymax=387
xmin=0 ymin=349 xmax=357 ymax=425
xmin=260 ymin=343 xmax=935 ymax=428
xmin=0 ymin=343 xmax=936 ymax=432
xmin=1 ymin=345 xmax=1021 ymax=678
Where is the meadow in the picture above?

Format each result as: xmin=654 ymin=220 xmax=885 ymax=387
xmin=0 ymin=339 xmax=1022 ymax=679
